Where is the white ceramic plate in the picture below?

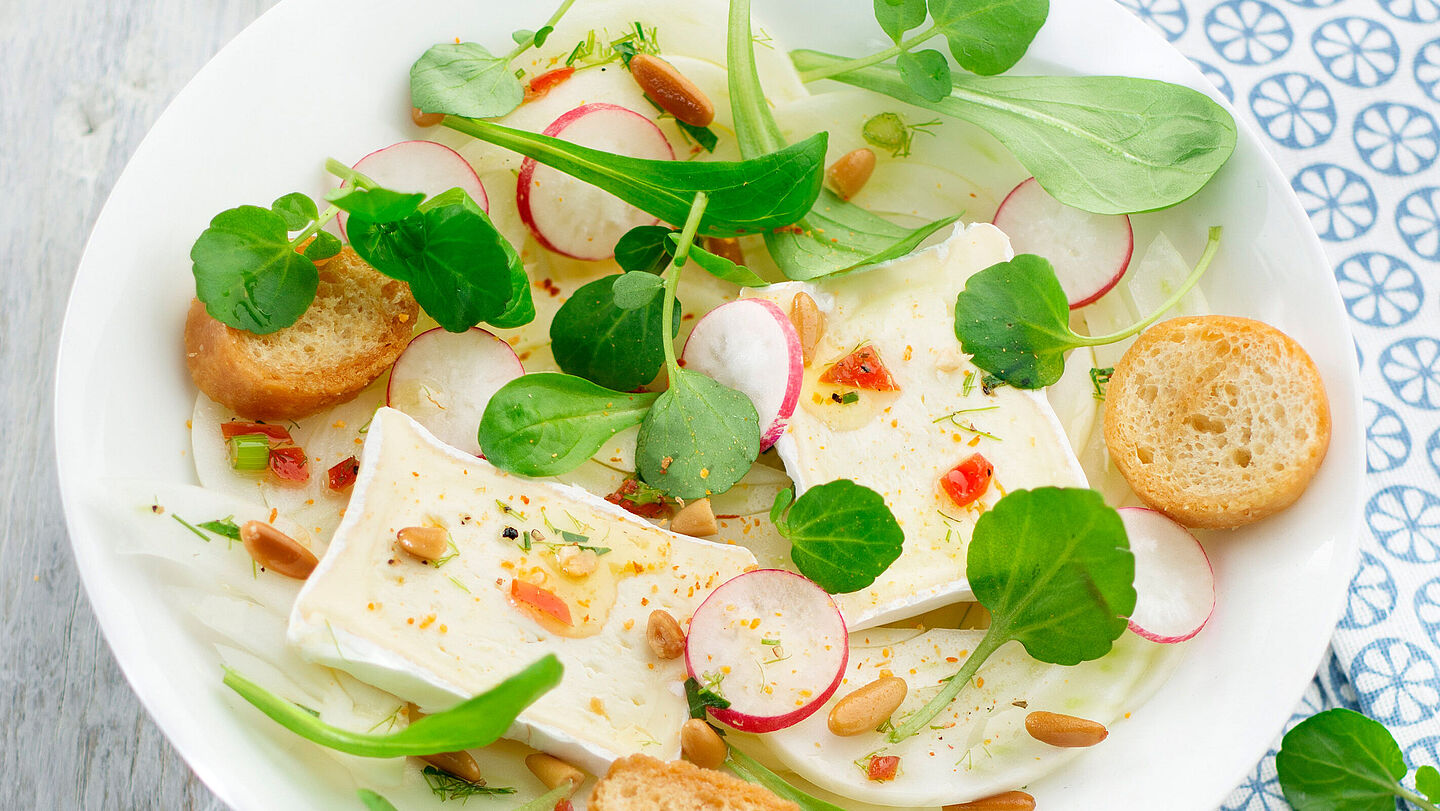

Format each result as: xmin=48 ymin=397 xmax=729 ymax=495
xmin=54 ymin=0 xmax=1362 ymax=808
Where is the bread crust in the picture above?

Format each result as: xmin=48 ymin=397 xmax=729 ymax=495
xmin=589 ymin=755 xmax=800 ymax=811
xmin=1103 ymin=315 xmax=1330 ymax=529
xmin=184 ymin=248 xmax=417 ymax=420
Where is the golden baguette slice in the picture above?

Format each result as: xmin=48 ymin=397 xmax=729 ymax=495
xmin=184 ymin=247 xmax=417 ymax=420
xmin=1103 ymin=315 xmax=1330 ymax=529
xmin=589 ymin=755 xmax=799 ymax=811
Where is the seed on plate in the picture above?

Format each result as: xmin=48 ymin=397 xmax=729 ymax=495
xmin=704 ymin=237 xmax=745 ymax=266
xmin=420 ymin=750 xmax=486 ymax=784
xmin=410 ymin=106 xmax=444 ymax=127
xmin=397 ymin=525 xmax=449 ymax=562
xmin=240 ymin=520 xmax=318 ymax=579
xmin=646 ymin=609 xmax=686 ymax=659
xmin=827 ymin=675 xmax=908 ymax=736
xmin=1023 ymin=710 xmax=1109 ymax=748
xmin=628 ymin=54 xmax=715 ymax=128
xmin=943 ymin=790 xmax=1037 ymax=810
xmin=525 ymin=752 xmax=586 ymax=792
xmin=670 ymin=498 xmax=718 ymax=537
xmin=556 ymin=545 xmax=599 ymax=577
xmin=789 ymin=292 xmax=824 ymax=366
xmin=826 ymin=148 xmax=877 ymax=201
xmin=680 ymin=718 xmax=727 ymax=769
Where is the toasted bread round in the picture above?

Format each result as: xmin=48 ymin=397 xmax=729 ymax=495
xmin=589 ymin=755 xmax=799 ymax=811
xmin=1103 ymin=315 xmax=1330 ymax=529
xmin=184 ymin=247 xmax=418 ymax=420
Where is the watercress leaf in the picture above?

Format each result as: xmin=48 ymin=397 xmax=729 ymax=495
xmin=533 ymin=25 xmax=554 ymax=48
xmin=636 ymin=368 xmax=760 ymax=499
xmin=774 ymin=480 xmax=905 ymax=594
xmin=479 ymin=373 xmax=659 ymax=476
xmin=612 ymin=271 xmax=665 ymax=309
xmin=442 ymin=116 xmax=826 ymax=237
xmin=512 ymin=28 xmax=535 ymax=45
xmin=765 ymin=190 xmax=959 ymax=280
xmin=971 ymin=487 xmax=1135 ymax=664
xmin=1418 ymin=765 xmax=1440 ymax=803
xmin=1277 ymin=708 xmax=1411 ymax=811
xmin=410 ymin=42 xmax=524 ymax=119
xmin=789 ymin=52 xmax=1236 ymax=215
xmin=615 ymin=225 xmax=675 ymax=274
xmin=551 ymin=275 xmax=681 ymax=390
xmin=726 ymin=748 xmax=848 ymax=811
xmin=191 ymin=205 xmax=318 ymax=334
xmin=486 ymin=237 xmax=535 ymax=329
xmin=954 ymin=254 xmax=1076 ymax=389
xmin=270 ymin=192 xmax=318 ymax=230
xmin=927 ymin=0 xmax=1048 ymax=76
xmin=325 ymin=184 xmax=425 ymax=223
xmin=770 ymin=487 xmax=794 ymax=528
xmin=357 ymin=790 xmax=398 ymax=811
xmin=897 ymin=49 xmax=952 ymax=103
xmin=222 ymin=654 xmax=561 ymax=756
xmin=874 ymin=0 xmax=927 ymax=41
xmin=665 ymin=234 xmax=769 ymax=287
xmin=303 ymin=230 xmax=343 ymax=262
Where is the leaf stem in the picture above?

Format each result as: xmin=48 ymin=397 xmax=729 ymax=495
xmin=1080 ymin=226 xmax=1223 ymax=346
xmin=662 ymin=192 xmax=709 ymax=375
xmin=888 ymin=628 xmax=1006 ymax=742
xmin=503 ymin=0 xmax=579 ymax=64
xmin=288 ymin=204 xmax=340 ymax=250
xmin=796 ymin=24 xmax=941 ymax=83
xmin=324 ymin=158 xmax=378 ymax=190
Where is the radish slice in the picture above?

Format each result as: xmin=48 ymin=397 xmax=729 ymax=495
xmin=685 ymin=569 xmax=848 ymax=733
xmin=680 ymin=299 xmax=802 ymax=450
xmin=337 ymin=140 xmax=488 ymax=239
xmin=386 ymin=328 xmax=523 ymax=456
xmin=992 ymin=177 xmax=1133 ymax=309
xmin=1120 ymin=507 xmax=1215 ymax=643
xmin=517 ymin=103 xmax=674 ymax=261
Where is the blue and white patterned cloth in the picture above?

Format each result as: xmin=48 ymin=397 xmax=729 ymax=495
xmin=1113 ymin=0 xmax=1440 ymax=806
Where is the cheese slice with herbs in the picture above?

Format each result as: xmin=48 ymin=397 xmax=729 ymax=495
xmin=288 ymin=408 xmax=757 ymax=774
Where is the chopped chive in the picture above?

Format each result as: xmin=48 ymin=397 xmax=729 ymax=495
xmin=171 ymin=514 xmax=211 ymax=543
xmin=228 ymin=434 xmax=270 ymax=471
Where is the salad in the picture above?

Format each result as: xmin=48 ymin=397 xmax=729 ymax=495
xmin=98 ymin=0 xmax=1337 ymax=808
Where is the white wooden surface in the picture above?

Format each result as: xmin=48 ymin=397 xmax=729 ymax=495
xmin=0 ymin=2 xmax=277 ymax=807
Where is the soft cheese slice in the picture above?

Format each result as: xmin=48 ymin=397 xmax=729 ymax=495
xmin=763 ymin=627 xmax=1173 ymax=807
xmin=288 ymin=408 xmax=757 ymax=774
xmin=745 ymin=224 xmax=1087 ymax=630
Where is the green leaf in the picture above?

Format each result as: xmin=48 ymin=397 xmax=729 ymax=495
xmin=874 ymin=0 xmax=927 ymax=41
xmin=410 ymin=42 xmax=524 ymax=119
xmin=789 ymin=52 xmax=1237 ymax=215
xmin=270 ymin=192 xmax=318 ymax=230
xmin=1277 ymin=709 xmax=1416 ymax=811
xmin=479 ymin=373 xmax=659 ymax=477
xmin=222 ymin=654 xmax=562 ymax=756
xmin=551 ymin=275 xmax=680 ymax=391
xmin=897 ymin=49 xmax=951 ymax=103
xmin=191 ymin=205 xmax=318 ymax=334
xmin=349 ymin=188 xmax=515 ymax=332
xmin=926 ymin=0 xmax=1048 ymax=76
xmin=635 ymin=369 xmax=759 ymax=499
xmin=487 ymin=238 xmax=535 ymax=329
xmin=1418 ymin=765 xmax=1440 ymax=804
xmin=954 ymin=254 xmax=1073 ymax=389
xmin=442 ymin=116 xmax=826 ymax=238
xmin=303 ymin=230 xmax=342 ymax=262
xmin=357 ymin=789 xmax=398 ymax=811
xmin=615 ymin=225 xmax=674 ymax=274
xmin=533 ymin=25 xmax=554 ymax=48
xmin=665 ymin=234 xmax=768 ymax=287
xmin=684 ymin=676 xmax=732 ymax=718
xmin=512 ymin=28 xmax=535 ymax=45
xmin=726 ymin=748 xmax=848 ymax=811
xmin=771 ymin=481 xmax=905 ymax=594
xmin=612 ymin=271 xmax=665 ymax=310
xmin=325 ymin=185 xmax=425 ymax=223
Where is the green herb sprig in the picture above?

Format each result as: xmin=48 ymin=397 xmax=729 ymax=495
xmin=726 ymin=748 xmax=848 ymax=811
xmin=1277 ymin=708 xmax=1440 ymax=811
xmin=478 ymin=374 xmax=659 ymax=477
xmin=770 ymin=481 xmax=905 ymax=594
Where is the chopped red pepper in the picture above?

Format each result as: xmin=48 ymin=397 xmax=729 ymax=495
xmin=554 ymin=801 xmax=575 ymax=811
xmin=511 ymin=579 xmax=573 ymax=626
xmin=221 ymin=421 xmax=294 ymax=442
xmin=268 ymin=446 xmax=310 ymax=484
xmin=524 ymin=66 xmax=576 ymax=103
xmin=866 ymin=755 xmax=900 ymax=782
xmin=605 ymin=478 xmax=668 ymax=518
xmin=327 ymin=456 xmax=359 ymax=491
xmin=940 ymin=453 xmax=993 ymax=508
xmin=820 ymin=345 xmax=899 ymax=391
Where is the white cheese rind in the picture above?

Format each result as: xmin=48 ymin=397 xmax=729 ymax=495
xmin=288 ymin=408 xmax=757 ymax=775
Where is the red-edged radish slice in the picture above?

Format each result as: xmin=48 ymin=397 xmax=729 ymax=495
xmin=386 ymin=328 xmax=523 ymax=456
xmin=517 ymin=103 xmax=674 ymax=261
xmin=1120 ymin=507 xmax=1215 ymax=643
xmin=993 ymin=177 xmax=1134 ymax=309
xmin=685 ymin=569 xmax=848 ymax=733
xmin=337 ymin=140 xmax=488 ymax=239
xmin=680 ymin=299 xmax=802 ymax=450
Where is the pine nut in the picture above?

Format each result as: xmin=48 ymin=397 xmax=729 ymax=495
xmin=397 ymin=525 xmax=449 ymax=562
xmin=240 ymin=520 xmax=318 ymax=579
xmin=670 ymin=498 xmax=718 ymax=537
xmin=420 ymin=750 xmax=485 ymax=784
xmin=680 ymin=718 xmax=727 ymax=769
xmin=827 ymin=676 xmax=908 ymax=736
xmin=556 ymin=545 xmax=599 ymax=577
xmin=704 ymin=237 xmax=745 ymax=266
xmin=826 ymin=148 xmax=877 ymax=201
xmin=1024 ymin=710 xmax=1109 ymax=748
xmin=411 ymin=106 xmax=444 ymax=127
xmin=646 ymin=609 xmax=686 ymax=659
xmin=944 ymin=790 xmax=1037 ymax=810
xmin=789 ymin=292 xmax=824 ymax=367
xmin=525 ymin=752 xmax=586 ymax=793
xmin=629 ymin=54 xmax=715 ymax=128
